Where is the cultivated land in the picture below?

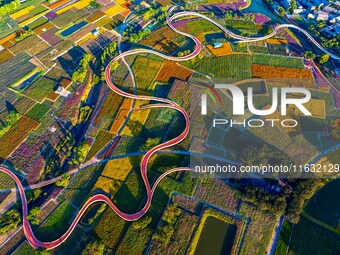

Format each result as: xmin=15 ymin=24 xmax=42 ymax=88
xmin=0 ymin=0 xmax=339 ymax=255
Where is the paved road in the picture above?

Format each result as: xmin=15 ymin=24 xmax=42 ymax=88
xmin=1 ymin=6 xmax=340 ymax=250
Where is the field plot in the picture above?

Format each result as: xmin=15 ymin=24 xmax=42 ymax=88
xmin=59 ymin=164 xmax=103 ymax=206
xmin=39 ymin=27 xmax=62 ymax=46
xmin=23 ymin=76 xmax=58 ymax=102
xmin=69 ymin=24 xmax=97 ymax=43
xmin=286 ymin=217 xmax=340 ymax=255
xmin=288 ymin=98 xmax=326 ymax=117
xmin=252 ymin=64 xmax=313 ymax=81
xmin=86 ymin=10 xmax=106 ymax=23
xmin=304 ymin=179 xmax=340 ymax=229
xmin=9 ymin=34 xmax=50 ymax=56
xmin=283 ymin=134 xmax=320 ymax=164
xmin=239 ymin=202 xmax=277 ymax=255
xmin=86 ymin=130 xmax=114 ymax=160
xmin=25 ymin=103 xmax=51 ymax=121
xmin=249 ymin=45 xmax=269 ymax=54
xmin=0 ymin=49 xmax=14 ymax=64
xmin=50 ymin=8 xmax=88 ymax=28
xmin=26 ymin=17 xmax=48 ymax=30
xmin=267 ymin=43 xmax=288 ymax=55
xmin=266 ymin=38 xmax=288 ymax=44
xmin=196 ymin=54 xmax=252 ymax=79
xmin=185 ymin=19 xmax=221 ymax=36
xmin=32 ymin=21 xmax=55 ymax=34
xmin=91 ymin=157 xmax=136 ymax=198
xmin=121 ymin=100 xmax=151 ymax=136
xmin=104 ymin=4 xmax=126 ymax=17
xmin=251 ymin=54 xmax=305 ymax=68
xmin=155 ymin=61 xmax=194 ymax=83
xmin=60 ymin=21 xmax=88 ymax=37
xmin=10 ymin=6 xmax=34 ymax=19
xmin=35 ymin=201 xmax=76 ymax=241
xmin=194 ymin=178 xmax=239 ymax=211
xmin=0 ymin=116 xmax=39 ymax=160
xmin=13 ymin=96 xmax=36 ymax=115
xmin=93 ymin=91 xmax=123 ymax=127
xmin=131 ymin=56 xmax=163 ymax=90
xmin=207 ymin=42 xmax=237 ymax=56
xmin=0 ymin=52 xmax=37 ymax=88
xmin=149 ymin=207 xmax=199 ymax=255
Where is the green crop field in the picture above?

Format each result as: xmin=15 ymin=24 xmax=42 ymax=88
xmin=196 ymin=54 xmax=252 ymax=79
xmin=251 ymin=54 xmax=305 ymax=69
xmin=25 ymin=103 xmax=51 ymax=121
xmin=286 ymin=217 xmax=340 ymax=255
xmin=0 ymin=53 xmax=37 ymax=88
xmin=35 ymin=201 xmax=76 ymax=241
xmin=23 ymin=77 xmax=58 ymax=102
xmin=131 ymin=56 xmax=163 ymax=90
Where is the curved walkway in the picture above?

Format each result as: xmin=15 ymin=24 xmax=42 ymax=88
xmin=1 ymin=6 xmax=340 ymax=249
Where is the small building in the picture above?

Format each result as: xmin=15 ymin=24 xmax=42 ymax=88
xmin=323 ymin=6 xmax=338 ymax=14
xmin=55 ymin=86 xmax=71 ymax=97
xmin=316 ymin=11 xmax=329 ymax=21
xmin=334 ymin=1 xmax=340 ymax=7
xmin=330 ymin=16 xmax=340 ymax=23
xmin=308 ymin=13 xmax=316 ymax=19
xmin=321 ymin=23 xmax=340 ymax=38
xmin=92 ymin=29 xmax=100 ymax=36
xmin=213 ymin=42 xmax=222 ymax=48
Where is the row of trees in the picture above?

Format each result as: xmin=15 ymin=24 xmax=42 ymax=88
xmin=304 ymin=51 xmax=329 ymax=64
xmin=239 ymin=143 xmax=323 ymax=223
xmin=153 ymin=204 xmax=181 ymax=244
xmin=72 ymin=54 xmax=91 ymax=83
xmin=0 ymin=0 xmax=20 ymax=16
xmin=100 ymin=42 xmax=117 ymax=65
xmin=0 ymin=209 xmax=20 ymax=234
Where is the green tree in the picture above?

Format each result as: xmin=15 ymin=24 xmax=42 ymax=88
xmin=56 ymin=173 xmax=71 ymax=187
xmin=26 ymin=188 xmax=42 ymax=203
xmin=90 ymin=1 xmax=100 ymax=8
xmin=304 ymin=51 xmax=316 ymax=60
xmin=132 ymin=216 xmax=152 ymax=230
xmin=82 ymin=240 xmax=105 ymax=255
xmin=291 ymin=0 xmax=297 ymax=10
xmin=27 ymin=207 xmax=41 ymax=225
xmin=142 ymin=137 xmax=160 ymax=151
xmin=277 ymin=6 xmax=285 ymax=17
xmin=318 ymin=53 xmax=329 ymax=64
xmin=0 ymin=209 xmax=21 ymax=234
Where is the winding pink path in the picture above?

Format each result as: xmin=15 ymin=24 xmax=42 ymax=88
xmin=1 ymin=6 xmax=340 ymax=250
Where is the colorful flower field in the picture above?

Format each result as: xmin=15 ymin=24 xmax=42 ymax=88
xmin=155 ymin=61 xmax=194 ymax=83
xmin=93 ymin=91 xmax=124 ymax=127
xmin=252 ymin=64 xmax=314 ymax=81
xmin=194 ymin=178 xmax=239 ymax=211
xmin=0 ymin=116 xmax=39 ymax=161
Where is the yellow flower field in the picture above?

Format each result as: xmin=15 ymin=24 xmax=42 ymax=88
xmin=10 ymin=6 xmax=34 ymax=19
xmin=265 ymin=38 xmax=288 ymax=45
xmin=102 ymin=158 xmax=133 ymax=181
xmin=56 ymin=0 xmax=92 ymax=14
xmin=288 ymin=98 xmax=326 ymax=117
xmin=104 ymin=4 xmax=126 ymax=17
xmin=121 ymin=100 xmax=150 ymax=136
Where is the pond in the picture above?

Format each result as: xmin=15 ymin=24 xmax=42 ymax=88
xmin=304 ymin=179 xmax=340 ymax=228
xmin=61 ymin=21 xmax=87 ymax=37
xmin=241 ymin=0 xmax=286 ymax=24
xmin=194 ymin=216 xmax=236 ymax=255
xmin=16 ymin=72 xmax=41 ymax=90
